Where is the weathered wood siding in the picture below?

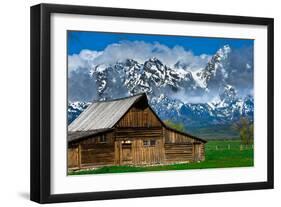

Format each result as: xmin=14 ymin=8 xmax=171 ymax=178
xmin=164 ymin=143 xmax=193 ymax=163
xmin=116 ymin=106 xmax=162 ymax=128
xmin=67 ymin=146 xmax=79 ymax=168
xmin=163 ymin=128 xmax=205 ymax=163
xmin=115 ymin=127 xmax=162 ymax=138
xmin=80 ymin=144 xmax=114 ymax=166
xmin=79 ymin=132 xmax=115 ymax=145
xmin=199 ymin=143 xmax=205 ymax=161
xmin=114 ymin=138 xmax=165 ymax=165
xmin=164 ymin=128 xmax=195 ymax=143
xmin=67 ymin=132 xmax=115 ymax=168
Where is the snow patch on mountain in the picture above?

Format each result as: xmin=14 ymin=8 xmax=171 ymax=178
xmin=68 ymin=101 xmax=91 ymax=124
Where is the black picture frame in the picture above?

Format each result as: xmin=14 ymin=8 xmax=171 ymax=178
xmin=30 ymin=3 xmax=274 ymax=204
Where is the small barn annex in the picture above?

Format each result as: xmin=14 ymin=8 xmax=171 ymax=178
xmin=68 ymin=93 xmax=206 ymax=169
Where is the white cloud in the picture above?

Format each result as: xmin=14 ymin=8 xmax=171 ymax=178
xmin=68 ymin=54 xmax=86 ymax=73
xmin=68 ymin=50 xmax=102 ymax=75
xmin=68 ymin=40 xmax=211 ymax=76
xmin=170 ymin=89 xmax=218 ymax=104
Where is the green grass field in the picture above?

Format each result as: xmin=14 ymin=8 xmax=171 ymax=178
xmin=68 ymin=139 xmax=253 ymax=175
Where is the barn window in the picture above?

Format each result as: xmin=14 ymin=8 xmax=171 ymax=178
xmin=143 ymin=139 xmax=156 ymax=147
xmin=99 ymin=134 xmax=107 ymax=143
xmin=143 ymin=140 xmax=149 ymax=147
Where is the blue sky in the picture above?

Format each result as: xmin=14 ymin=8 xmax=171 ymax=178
xmin=68 ymin=31 xmax=253 ymax=56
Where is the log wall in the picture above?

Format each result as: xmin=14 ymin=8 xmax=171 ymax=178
xmin=164 ymin=128 xmax=195 ymax=143
xmin=67 ymin=132 xmax=115 ymax=168
xmin=163 ymin=128 xmax=205 ymax=163
xmin=79 ymin=131 xmax=115 ymax=145
xmin=164 ymin=143 xmax=194 ymax=163
xmin=80 ymin=143 xmax=115 ymax=166
xmin=115 ymin=127 xmax=162 ymax=138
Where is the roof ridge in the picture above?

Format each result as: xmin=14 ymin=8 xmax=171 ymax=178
xmin=91 ymin=93 xmax=146 ymax=103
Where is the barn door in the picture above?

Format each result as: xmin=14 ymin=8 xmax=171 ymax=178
xmin=121 ymin=142 xmax=133 ymax=165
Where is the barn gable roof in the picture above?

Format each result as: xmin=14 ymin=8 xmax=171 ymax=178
xmin=68 ymin=93 xmax=206 ymax=143
xmin=68 ymin=93 xmax=145 ymax=132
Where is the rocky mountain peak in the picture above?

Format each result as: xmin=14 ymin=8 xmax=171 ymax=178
xmin=219 ymin=84 xmax=238 ymax=104
xmin=196 ymin=45 xmax=231 ymax=88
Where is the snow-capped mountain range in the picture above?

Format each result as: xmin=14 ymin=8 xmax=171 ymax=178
xmin=68 ymin=101 xmax=91 ymax=124
xmin=68 ymin=45 xmax=254 ymax=139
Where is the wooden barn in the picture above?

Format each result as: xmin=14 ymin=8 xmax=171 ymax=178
xmin=68 ymin=93 xmax=206 ymax=169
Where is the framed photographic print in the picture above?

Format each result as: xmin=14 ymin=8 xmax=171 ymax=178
xmin=30 ymin=3 xmax=274 ymax=203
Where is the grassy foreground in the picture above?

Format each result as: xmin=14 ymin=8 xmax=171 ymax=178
xmin=68 ymin=140 xmax=253 ymax=175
